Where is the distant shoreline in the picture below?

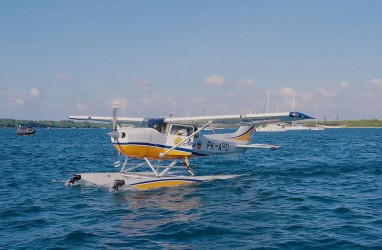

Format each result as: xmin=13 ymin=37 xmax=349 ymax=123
xmin=343 ymin=127 xmax=382 ymax=129
xmin=0 ymin=118 xmax=109 ymax=129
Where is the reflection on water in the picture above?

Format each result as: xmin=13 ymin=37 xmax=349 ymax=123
xmin=114 ymin=187 xmax=201 ymax=238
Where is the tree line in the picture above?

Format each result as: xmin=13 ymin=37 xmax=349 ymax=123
xmin=306 ymin=119 xmax=382 ymax=128
xmin=0 ymin=118 xmax=110 ymax=129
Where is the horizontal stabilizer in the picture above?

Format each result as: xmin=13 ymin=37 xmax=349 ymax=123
xmin=236 ymin=144 xmax=281 ymax=150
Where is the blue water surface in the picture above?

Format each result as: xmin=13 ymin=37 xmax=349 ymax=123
xmin=1 ymin=128 xmax=382 ymax=249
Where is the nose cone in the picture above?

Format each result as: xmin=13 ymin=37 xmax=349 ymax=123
xmin=107 ymin=131 xmax=119 ymax=138
xmin=289 ymin=112 xmax=314 ymax=119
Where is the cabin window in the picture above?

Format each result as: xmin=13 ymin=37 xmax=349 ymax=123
xmin=170 ymin=125 xmax=193 ymax=136
xmin=122 ymin=132 xmax=126 ymax=138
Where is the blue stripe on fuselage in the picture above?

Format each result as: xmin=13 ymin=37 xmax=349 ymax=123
xmin=113 ymin=142 xmax=209 ymax=156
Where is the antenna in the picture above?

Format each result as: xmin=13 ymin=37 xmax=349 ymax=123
xmin=263 ymin=90 xmax=270 ymax=113
xmin=172 ymin=101 xmax=176 ymax=117
xmin=292 ymin=97 xmax=295 ymax=111
xmin=122 ymin=98 xmax=125 ymax=117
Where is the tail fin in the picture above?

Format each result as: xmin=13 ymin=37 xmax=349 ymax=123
xmin=229 ymin=125 xmax=255 ymax=142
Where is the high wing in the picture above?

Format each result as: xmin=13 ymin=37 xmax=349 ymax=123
xmin=69 ymin=111 xmax=313 ymax=128
xmin=68 ymin=115 xmax=145 ymax=127
xmin=164 ymin=111 xmax=313 ymax=128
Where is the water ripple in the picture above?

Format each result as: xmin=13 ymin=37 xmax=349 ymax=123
xmin=0 ymin=128 xmax=382 ymax=249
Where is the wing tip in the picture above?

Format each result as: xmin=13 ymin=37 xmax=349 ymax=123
xmin=289 ymin=112 xmax=314 ymax=119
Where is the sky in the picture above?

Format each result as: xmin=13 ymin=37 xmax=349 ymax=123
xmin=1 ymin=0 xmax=382 ymax=121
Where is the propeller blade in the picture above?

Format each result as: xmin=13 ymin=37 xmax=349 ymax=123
xmin=112 ymin=103 xmax=118 ymax=131
xmin=113 ymin=147 xmax=121 ymax=167
xmin=113 ymin=160 xmax=121 ymax=167
xmin=111 ymin=103 xmax=123 ymax=168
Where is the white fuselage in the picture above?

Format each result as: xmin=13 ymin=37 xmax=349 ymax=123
xmin=112 ymin=124 xmax=255 ymax=160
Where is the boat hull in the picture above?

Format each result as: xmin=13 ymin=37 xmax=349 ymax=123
xmin=16 ymin=131 xmax=36 ymax=136
xmin=72 ymin=172 xmax=239 ymax=190
xmin=256 ymin=124 xmax=286 ymax=132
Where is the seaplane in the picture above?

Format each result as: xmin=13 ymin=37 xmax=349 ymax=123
xmin=68 ymin=104 xmax=313 ymax=190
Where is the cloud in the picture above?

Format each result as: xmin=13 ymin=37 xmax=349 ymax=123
xmin=368 ymin=79 xmax=382 ymax=107
xmin=75 ymin=102 xmax=88 ymax=111
xmin=273 ymin=82 xmax=348 ymax=109
xmin=240 ymin=77 xmax=254 ymax=87
xmin=30 ymin=88 xmax=39 ymax=98
xmin=204 ymin=74 xmax=225 ymax=87
xmin=278 ymin=87 xmax=297 ymax=97
xmin=271 ymin=86 xmax=342 ymax=112
xmin=55 ymin=74 xmax=73 ymax=81
xmin=371 ymin=78 xmax=382 ymax=88
xmin=139 ymin=93 xmax=161 ymax=107
xmin=228 ymin=91 xmax=236 ymax=97
xmin=1 ymin=87 xmax=41 ymax=106
xmin=318 ymin=88 xmax=336 ymax=97
xmin=339 ymin=82 xmax=349 ymax=90
xmin=132 ymin=78 xmax=152 ymax=91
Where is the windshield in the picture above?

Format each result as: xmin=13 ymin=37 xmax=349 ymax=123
xmin=145 ymin=118 xmax=165 ymax=132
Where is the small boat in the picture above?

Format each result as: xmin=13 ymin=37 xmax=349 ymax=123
xmin=284 ymin=122 xmax=310 ymax=131
xmin=256 ymin=92 xmax=286 ymax=132
xmin=310 ymin=126 xmax=325 ymax=131
xmin=317 ymin=124 xmax=346 ymax=129
xmin=256 ymin=123 xmax=286 ymax=132
xmin=16 ymin=125 xmax=36 ymax=136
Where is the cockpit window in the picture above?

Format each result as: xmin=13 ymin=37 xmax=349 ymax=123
xmin=138 ymin=119 xmax=148 ymax=128
xmin=145 ymin=118 xmax=165 ymax=132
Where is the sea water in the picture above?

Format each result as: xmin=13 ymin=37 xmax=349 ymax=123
xmin=1 ymin=128 xmax=382 ymax=249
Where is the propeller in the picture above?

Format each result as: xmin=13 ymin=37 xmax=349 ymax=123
xmin=108 ymin=103 xmax=121 ymax=167
xmin=112 ymin=103 xmax=118 ymax=131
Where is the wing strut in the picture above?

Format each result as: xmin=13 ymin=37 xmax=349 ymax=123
xmin=159 ymin=121 xmax=212 ymax=159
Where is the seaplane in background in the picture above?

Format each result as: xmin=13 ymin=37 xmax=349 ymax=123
xmin=68 ymin=104 xmax=313 ymax=190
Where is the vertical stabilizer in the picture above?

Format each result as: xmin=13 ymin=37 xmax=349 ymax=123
xmin=229 ymin=125 xmax=255 ymax=142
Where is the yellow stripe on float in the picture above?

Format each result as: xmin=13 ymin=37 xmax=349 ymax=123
xmin=133 ymin=180 xmax=197 ymax=189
